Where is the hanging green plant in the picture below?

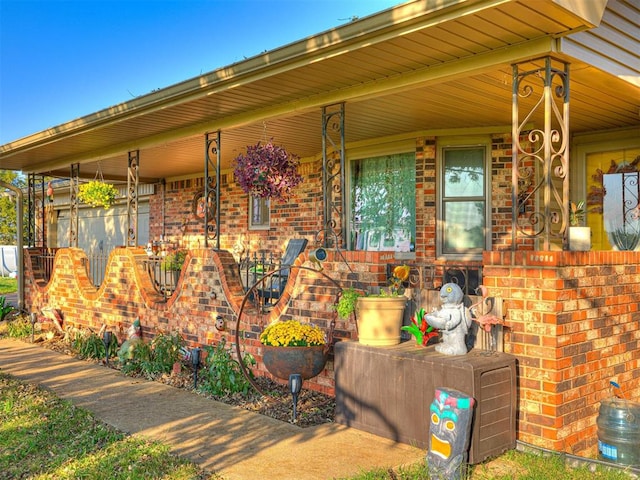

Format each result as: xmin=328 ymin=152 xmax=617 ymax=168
xmin=78 ymin=180 xmax=118 ymax=209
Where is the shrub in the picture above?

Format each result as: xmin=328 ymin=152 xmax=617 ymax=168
xmin=0 ymin=296 xmax=15 ymax=321
xmin=6 ymin=317 xmax=31 ymax=338
xmin=119 ymin=331 xmax=184 ymax=379
xmin=199 ymin=338 xmax=255 ymax=396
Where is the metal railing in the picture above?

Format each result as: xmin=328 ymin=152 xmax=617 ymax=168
xmin=84 ymin=247 xmax=110 ymax=287
xmin=144 ymin=255 xmax=180 ymax=299
xmin=238 ymin=251 xmax=288 ymax=307
xmin=32 ymin=247 xmax=110 ymax=288
xmin=386 ymin=263 xmax=483 ymax=295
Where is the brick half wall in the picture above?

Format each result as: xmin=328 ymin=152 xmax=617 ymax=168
xmin=483 ymin=250 xmax=640 ymax=457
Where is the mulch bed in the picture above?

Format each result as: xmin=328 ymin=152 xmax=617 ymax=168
xmin=37 ymin=335 xmax=335 ymax=428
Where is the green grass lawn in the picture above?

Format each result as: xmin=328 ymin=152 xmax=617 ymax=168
xmin=0 ymin=370 xmax=635 ymax=480
xmin=0 ymin=373 xmax=214 ymax=480
xmin=0 ymin=277 xmax=17 ymax=295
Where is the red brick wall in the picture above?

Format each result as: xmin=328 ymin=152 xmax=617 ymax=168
xmin=23 ymin=246 xmax=401 ymax=396
xmin=148 ymin=138 xmax=444 ymax=260
xmin=483 ymin=250 xmax=640 ymax=457
xmin=23 ymin=133 xmax=638 ymax=457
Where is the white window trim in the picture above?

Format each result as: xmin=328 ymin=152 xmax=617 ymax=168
xmin=436 ymin=136 xmax=492 ymax=260
xmin=248 ymin=196 xmax=270 ymax=230
xmin=346 ymin=147 xmax=416 ymax=252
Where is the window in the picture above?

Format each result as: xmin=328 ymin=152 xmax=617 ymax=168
xmin=249 ymin=196 xmax=270 ymax=230
xmin=350 ymin=152 xmax=416 ymax=252
xmin=439 ymin=145 xmax=488 ymax=256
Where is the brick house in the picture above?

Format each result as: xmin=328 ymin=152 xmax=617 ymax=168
xmin=2 ymin=0 xmax=639 ymax=459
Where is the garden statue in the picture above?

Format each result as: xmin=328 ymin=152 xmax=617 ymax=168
xmin=427 ymin=387 xmax=475 ymax=480
xmin=425 ymin=283 xmax=471 ymax=355
xmin=117 ymin=318 xmax=142 ymax=362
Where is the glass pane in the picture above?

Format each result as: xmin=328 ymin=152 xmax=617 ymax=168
xmin=443 ymin=201 xmax=485 ymax=251
xmin=249 ymin=196 xmax=270 ymax=230
xmin=351 ymin=153 xmax=415 ymax=251
xmin=603 ymin=172 xmax=640 ymax=250
xmin=444 ymin=148 xmax=484 ymax=198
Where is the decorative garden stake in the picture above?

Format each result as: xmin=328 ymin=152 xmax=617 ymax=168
xmin=425 ymin=283 xmax=472 ymax=355
xmin=102 ymin=331 xmax=112 ymax=366
xmin=30 ymin=312 xmax=37 ymax=342
xmin=401 ymin=308 xmax=439 ymax=346
xmin=191 ymin=347 xmax=201 ymax=389
xmin=288 ymin=373 xmax=303 ymax=423
xmin=427 ymin=387 xmax=475 ymax=480
xmin=118 ymin=318 xmax=142 ymax=362
xmin=46 ymin=182 xmax=54 ymax=202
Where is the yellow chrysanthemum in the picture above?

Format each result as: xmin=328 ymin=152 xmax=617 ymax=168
xmin=260 ymin=320 xmax=326 ymax=347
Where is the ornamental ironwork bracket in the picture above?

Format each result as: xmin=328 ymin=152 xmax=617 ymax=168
xmin=204 ymin=131 xmax=221 ymax=249
xmin=126 ymin=150 xmax=139 ymax=247
xmin=511 ymin=57 xmax=570 ymax=250
xmin=322 ymin=103 xmax=346 ymax=249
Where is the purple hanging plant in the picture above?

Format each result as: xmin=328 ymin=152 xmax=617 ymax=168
xmin=233 ymin=140 xmax=303 ymax=203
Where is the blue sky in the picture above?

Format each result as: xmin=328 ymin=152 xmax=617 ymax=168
xmin=0 ymin=0 xmax=400 ymax=145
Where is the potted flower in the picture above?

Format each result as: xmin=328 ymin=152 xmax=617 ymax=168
xmin=161 ymin=249 xmax=187 ymax=272
xmin=161 ymin=249 xmax=188 ymax=286
xmin=335 ymin=265 xmax=410 ymax=346
xmin=569 ymin=200 xmax=591 ymax=251
xmin=77 ymin=180 xmax=119 ymax=209
xmin=260 ymin=320 xmax=328 ymax=380
xmin=233 ymin=140 xmax=303 ymax=203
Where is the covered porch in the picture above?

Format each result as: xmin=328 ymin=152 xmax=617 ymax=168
xmin=2 ymin=0 xmax=639 ymax=460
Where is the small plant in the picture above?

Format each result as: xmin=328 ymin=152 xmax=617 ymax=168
xmin=0 ymin=296 xmax=15 ymax=321
xmin=120 ymin=341 xmax=153 ymax=376
xmin=569 ymin=200 xmax=586 ymax=227
xmin=118 ymin=331 xmax=184 ymax=378
xmin=260 ymin=320 xmax=326 ymax=347
xmin=72 ymin=330 xmax=117 ymax=360
xmin=199 ymin=337 xmax=255 ymax=396
xmin=334 ymin=266 xmax=410 ymax=320
xmin=334 ymin=287 xmax=363 ymax=320
xmin=77 ymin=180 xmax=118 ymax=209
xmin=146 ymin=331 xmax=185 ymax=373
xmin=5 ymin=317 xmax=31 ymax=338
xmin=161 ymin=250 xmax=188 ymax=271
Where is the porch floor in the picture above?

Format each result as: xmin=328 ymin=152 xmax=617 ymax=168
xmin=0 ymin=338 xmax=423 ymax=480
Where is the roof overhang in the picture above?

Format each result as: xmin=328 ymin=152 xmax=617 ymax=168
xmin=2 ymin=0 xmax=635 ymax=183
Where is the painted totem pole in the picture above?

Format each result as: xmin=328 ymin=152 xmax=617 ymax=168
xmin=427 ymin=387 xmax=476 ymax=480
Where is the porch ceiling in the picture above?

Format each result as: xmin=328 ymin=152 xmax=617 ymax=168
xmin=1 ymin=0 xmax=637 ymax=184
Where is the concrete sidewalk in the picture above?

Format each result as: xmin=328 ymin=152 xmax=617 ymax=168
xmin=0 ymin=338 xmax=424 ymax=480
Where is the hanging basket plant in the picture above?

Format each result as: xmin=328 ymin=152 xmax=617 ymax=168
xmin=233 ymin=140 xmax=303 ymax=203
xmin=78 ymin=180 xmax=118 ymax=209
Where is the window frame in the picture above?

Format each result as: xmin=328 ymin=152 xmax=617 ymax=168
xmin=437 ymin=138 xmax=491 ymax=259
xmin=248 ymin=196 xmax=270 ymax=230
xmin=346 ymin=148 xmax=416 ymax=252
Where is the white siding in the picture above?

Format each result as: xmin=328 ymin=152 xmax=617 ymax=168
xmin=562 ymin=0 xmax=640 ymax=86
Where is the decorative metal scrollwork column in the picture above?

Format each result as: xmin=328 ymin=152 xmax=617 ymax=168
xmin=27 ymin=174 xmax=37 ymax=247
xmin=204 ymin=131 xmax=221 ymax=249
xmin=321 ymin=103 xmax=345 ymax=248
xmin=126 ymin=150 xmax=139 ymax=247
xmin=512 ymin=57 xmax=570 ymax=250
xmin=70 ymin=163 xmax=80 ymax=247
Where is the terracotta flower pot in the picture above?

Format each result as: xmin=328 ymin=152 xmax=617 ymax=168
xmin=262 ymin=345 xmax=328 ymax=380
xmin=356 ymin=296 xmax=407 ymax=346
